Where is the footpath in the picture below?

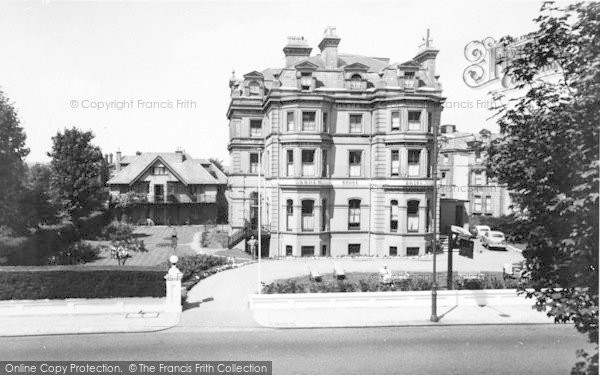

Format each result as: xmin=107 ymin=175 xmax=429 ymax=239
xmin=0 ymin=297 xmax=180 ymax=336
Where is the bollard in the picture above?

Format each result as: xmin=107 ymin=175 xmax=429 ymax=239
xmin=164 ymin=255 xmax=183 ymax=312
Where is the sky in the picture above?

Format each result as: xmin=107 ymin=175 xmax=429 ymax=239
xmin=0 ymin=0 xmax=565 ymax=164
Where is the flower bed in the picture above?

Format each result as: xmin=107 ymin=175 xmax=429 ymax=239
xmin=262 ymin=271 xmax=522 ymax=294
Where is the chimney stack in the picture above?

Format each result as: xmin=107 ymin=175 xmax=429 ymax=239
xmin=115 ymin=151 xmax=122 ymax=173
xmin=414 ymin=29 xmax=439 ymax=82
xmin=283 ymin=36 xmax=312 ymax=67
xmin=318 ymin=26 xmax=340 ymax=69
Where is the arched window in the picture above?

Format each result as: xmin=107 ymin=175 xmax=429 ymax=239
xmin=348 ymin=199 xmax=361 ymax=230
xmin=301 ymin=200 xmax=314 ymax=232
xmin=390 ymin=200 xmax=398 ymax=232
xmin=286 ymin=199 xmax=293 ymax=231
xmin=407 ymin=200 xmax=419 ymax=232
xmin=350 ymin=74 xmax=362 ymax=90
xmin=249 ymin=81 xmax=260 ymax=96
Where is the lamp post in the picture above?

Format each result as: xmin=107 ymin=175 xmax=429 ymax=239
xmin=257 ymin=149 xmax=262 ymax=295
xmin=430 ymin=112 xmax=440 ymax=322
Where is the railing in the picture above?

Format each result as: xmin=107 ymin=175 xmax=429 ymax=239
xmin=228 ymin=220 xmax=251 ymax=249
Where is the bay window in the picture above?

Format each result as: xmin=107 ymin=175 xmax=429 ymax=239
xmin=302 ymin=149 xmax=315 ymax=176
xmin=302 ymin=111 xmax=316 ymax=131
xmin=407 ymin=200 xmax=419 ymax=232
xmin=348 ymin=199 xmax=361 ymax=230
xmin=408 ymin=150 xmax=420 ymax=177
xmin=301 ymin=200 xmax=314 ymax=232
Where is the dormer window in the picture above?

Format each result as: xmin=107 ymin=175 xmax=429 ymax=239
xmin=404 ymin=71 xmax=416 ymax=89
xmin=350 ymin=74 xmax=362 ymax=90
xmin=249 ymin=81 xmax=260 ymax=96
xmin=300 ymin=73 xmax=312 ymax=91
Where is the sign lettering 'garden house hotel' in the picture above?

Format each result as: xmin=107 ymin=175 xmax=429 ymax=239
xmin=227 ymin=27 xmax=444 ymax=257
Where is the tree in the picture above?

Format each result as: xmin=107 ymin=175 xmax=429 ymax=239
xmin=0 ymin=91 xmax=29 ymax=231
xmin=48 ymin=128 xmax=106 ymax=221
xmin=17 ymin=163 xmax=58 ymax=229
xmin=209 ymin=158 xmax=226 ymax=174
xmin=487 ymin=3 xmax=599 ymax=373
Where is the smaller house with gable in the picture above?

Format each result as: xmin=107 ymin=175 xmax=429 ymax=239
xmin=107 ymin=150 xmax=227 ymax=225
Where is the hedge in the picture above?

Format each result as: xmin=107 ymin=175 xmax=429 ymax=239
xmin=0 ymin=267 xmax=166 ymax=300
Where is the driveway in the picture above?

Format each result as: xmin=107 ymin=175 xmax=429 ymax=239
xmin=183 ymin=239 xmax=524 ymax=314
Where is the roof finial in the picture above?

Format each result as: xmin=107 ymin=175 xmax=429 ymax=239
xmin=419 ymin=28 xmax=433 ymax=49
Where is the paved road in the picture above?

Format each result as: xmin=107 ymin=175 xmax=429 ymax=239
xmin=0 ymin=325 xmax=589 ymax=375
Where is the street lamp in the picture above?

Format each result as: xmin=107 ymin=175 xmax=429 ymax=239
xmin=257 ymin=148 xmax=262 ymax=295
xmin=430 ymin=111 xmax=439 ymax=323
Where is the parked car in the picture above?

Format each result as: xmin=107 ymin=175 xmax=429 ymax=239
xmin=481 ymin=230 xmax=507 ymax=250
xmin=473 ymin=225 xmax=491 ymax=238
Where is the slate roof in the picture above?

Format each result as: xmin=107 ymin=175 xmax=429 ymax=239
xmin=288 ymin=53 xmax=391 ymax=73
xmin=107 ymin=152 xmax=227 ymax=186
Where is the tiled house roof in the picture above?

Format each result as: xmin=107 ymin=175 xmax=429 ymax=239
xmin=107 ymin=152 xmax=227 ymax=186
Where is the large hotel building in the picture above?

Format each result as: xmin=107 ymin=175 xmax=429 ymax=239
xmin=227 ymin=27 xmax=444 ymax=257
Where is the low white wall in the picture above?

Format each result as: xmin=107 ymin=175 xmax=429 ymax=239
xmin=0 ymin=298 xmax=174 ymax=316
xmin=249 ymin=289 xmax=530 ymax=310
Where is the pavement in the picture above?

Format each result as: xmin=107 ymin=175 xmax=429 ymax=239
xmin=0 ymin=297 xmax=180 ymax=336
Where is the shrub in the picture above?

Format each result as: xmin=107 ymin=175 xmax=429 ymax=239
xmin=172 ymin=254 xmax=229 ymax=282
xmin=0 ymin=236 xmax=36 ymax=265
xmin=263 ymin=280 xmax=306 ymax=294
xmin=112 ymin=238 xmax=146 ymax=253
xmin=101 ymin=220 xmax=135 ymax=241
xmin=77 ymin=211 xmax=110 ymax=239
xmin=49 ymin=241 xmax=100 ymax=265
xmin=0 ymin=268 xmax=166 ymax=300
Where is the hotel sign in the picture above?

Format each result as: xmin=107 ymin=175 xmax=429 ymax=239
xmin=277 ymin=179 xmax=434 ymax=188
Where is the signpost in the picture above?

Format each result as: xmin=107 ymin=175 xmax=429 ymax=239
xmin=448 ymin=225 xmax=475 ymax=288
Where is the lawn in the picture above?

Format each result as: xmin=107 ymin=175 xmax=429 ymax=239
xmin=85 ymin=226 xmax=200 ymax=267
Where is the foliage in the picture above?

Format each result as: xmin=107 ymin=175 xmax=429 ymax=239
xmin=0 ymin=268 xmax=165 ymax=300
xmin=469 ymin=214 xmax=533 ymax=243
xmin=0 ymin=91 xmax=29 ymax=232
xmin=49 ymin=241 xmax=100 ymax=265
xmin=101 ymin=220 xmax=135 ymax=241
xmin=172 ymin=254 xmax=229 ymax=282
xmin=111 ymin=191 xmax=148 ymax=208
xmin=48 ymin=127 xmax=106 ymax=221
xmin=77 ymin=210 xmax=110 ymax=239
xmin=209 ymin=158 xmax=226 ymax=174
xmin=488 ymin=3 xmax=599 ymax=373
xmin=215 ymin=187 xmax=228 ymax=224
xmin=262 ymin=273 xmax=519 ymax=294
xmin=111 ymin=237 xmax=146 ymax=253
xmin=16 ymin=163 xmax=59 ymax=230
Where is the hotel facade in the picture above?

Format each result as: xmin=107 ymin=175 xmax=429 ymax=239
xmin=227 ymin=27 xmax=444 ymax=257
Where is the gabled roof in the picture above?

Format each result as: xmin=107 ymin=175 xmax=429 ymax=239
xmin=243 ymin=71 xmax=264 ymax=79
xmin=108 ymin=152 xmax=227 ymax=186
xmin=295 ymin=60 xmax=319 ymax=70
xmin=343 ymin=62 xmax=369 ymax=71
xmin=398 ymin=60 xmax=420 ymax=68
